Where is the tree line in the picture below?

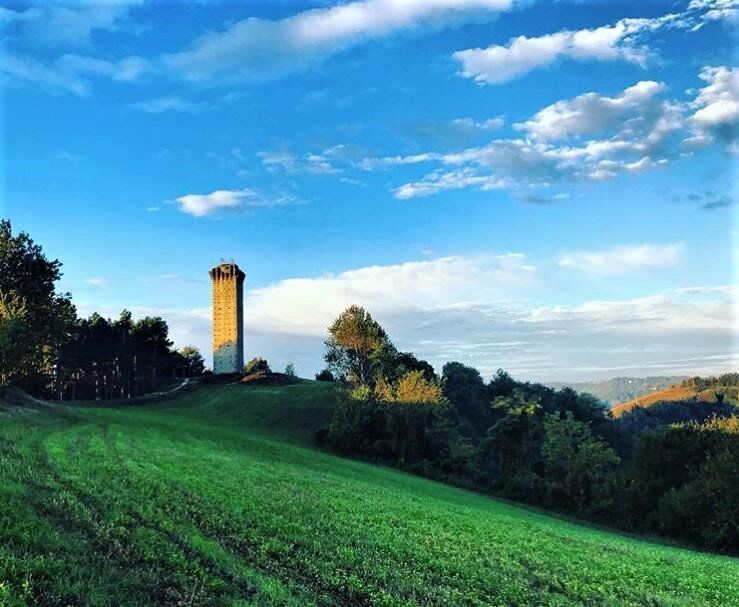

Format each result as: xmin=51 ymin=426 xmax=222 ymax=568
xmin=0 ymin=220 xmax=204 ymax=400
xmin=318 ymin=305 xmax=739 ymax=554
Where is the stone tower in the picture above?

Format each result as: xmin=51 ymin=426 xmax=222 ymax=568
xmin=209 ymin=262 xmax=245 ymax=374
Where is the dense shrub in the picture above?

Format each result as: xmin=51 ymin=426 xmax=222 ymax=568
xmin=315 ymin=369 xmax=335 ymax=382
xmin=324 ymin=394 xmax=476 ymax=481
xmin=245 ymin=357 xmax=271 ymax=375
xmin=614 ymin=416 xmax=739 ymax=553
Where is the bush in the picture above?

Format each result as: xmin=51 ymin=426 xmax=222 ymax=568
xmin=324 ymin=392 xmax=476 ymax=481
xmin=315 ymin=369 xmax=335 ymax=382
xmin=245 ymin=357 xmax=271 ymax=375
xmin=613 ymin=416 xmax=739 ymax=553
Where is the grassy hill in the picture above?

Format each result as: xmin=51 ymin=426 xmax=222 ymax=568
xmin=1 ymin=383 xmax=737 ymax=606
xmin=612 ymin=378 xmax=739 ymax=416
xmin=548 ymin=376 xmax=686 ymax=405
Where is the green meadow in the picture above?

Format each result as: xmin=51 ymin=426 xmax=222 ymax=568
xmin=1 ymin=382 xmax=737 ymax=607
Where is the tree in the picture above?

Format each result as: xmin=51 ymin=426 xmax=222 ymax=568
xmin=488 ymin=369 xmax=517 ymax=398
xmin=285 ymin=362 xmax=296 ymax=378
xmin=389 ymin=352 xmax=436 ymax=383
xmin=324 ymin=305 xmax=394 ymax=386
xmin=0 ymin=290 xmax=30 ymax=386
xmin=179 ymin=346 xmax=205 ymax=377
xmin=0 ymin=220 xmax=76 ymax=393
xmin=542 ymin=412 xmax=620 ymax=510
xmin=131 ymin=316 xmax=173 ymax=392
xmin=245 ymin=357 xmax=270 ymax=375
xmin=615 ymin=416 xmax=739 ymax=552
xmin=484 ymin=391 xmax=542 ymax=489
xmin=56 ymin=311 xmax=182 ymax=400
xmin=442 ymin=362 xmax=492 ymax=437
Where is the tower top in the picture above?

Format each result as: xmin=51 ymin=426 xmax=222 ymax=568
xmin=209 ymin=262 xmax=245 ymax=281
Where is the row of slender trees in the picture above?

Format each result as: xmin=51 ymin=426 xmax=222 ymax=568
xmin=53 ymin=312 xmax=204 ymax=401
xmin=0 ymin=220 xmax=204 ymax=400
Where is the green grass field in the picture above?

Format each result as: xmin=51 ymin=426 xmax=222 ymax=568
xmin=1 ymin=382 xmax=737 ymax=607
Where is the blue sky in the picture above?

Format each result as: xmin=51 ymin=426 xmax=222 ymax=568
xmin=1 ymin=0 xmax=737 ymax=381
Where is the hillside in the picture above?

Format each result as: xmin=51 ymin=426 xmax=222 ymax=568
xmin=548 ymin=376 xmax=686 ymax=405
xmin=1 ymin=383 xmax=737 ymax=606
xmin=613 ymin=375 xmax=739 ymax=416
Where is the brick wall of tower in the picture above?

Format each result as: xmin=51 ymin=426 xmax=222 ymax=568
xmin=209 ymin=263 xmax=245 ymax=374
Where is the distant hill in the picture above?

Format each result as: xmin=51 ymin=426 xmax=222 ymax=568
xmin=548 ymin=376 xmax=686 ymax=405
xmin=612 ymin=373 xmax=739 ymax=417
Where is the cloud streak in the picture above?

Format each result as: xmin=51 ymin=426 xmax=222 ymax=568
xmin=133 ymin=96 xmax=210 ymax=114
xmin=452 ymin=2 xmax=727 ymax=85
xmin=174 ymin=188 xmax=297 ymax=217
xmin=163 ymin=0 xmax=516 ymax=82
xmin=557 ymin=243 xmax=683 ymax=275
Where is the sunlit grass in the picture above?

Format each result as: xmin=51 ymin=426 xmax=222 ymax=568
xmin=1 ymin=383 xmax=737 ymax=606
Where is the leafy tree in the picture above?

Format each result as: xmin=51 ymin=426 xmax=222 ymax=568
xmin=488 ymin=368 xmax=517 ymax=398
xmin=285 ymin=362 xmax=296 ymax=378
xmin=389 ymin=352 xmax=436 ymax=383
xmin=324 ymin=305 xmax=393 ymax=386
xmin=542 ymin=411 xmax=620 ymax=510
xmin=0 ymin=290 xmax=30 ymax=385
xmin=0 ymin=220 xmax=76 ymax=392
xmin=483 ymin=391 xmax=542 ymax=489
xmin=442 ymin=362 xmax=492 ymax=437
xmin=178 ymin=346 xmax=205 ymax=377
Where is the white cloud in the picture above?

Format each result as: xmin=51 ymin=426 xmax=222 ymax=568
xmin=452 ymin=2 xmax=735 ymax=85
xmin=164 ymin=0 xmax=516 ymax=82
xmin=453 ymin=16 xmax=672 ymax=85
xmin=687 ymin=66 xmax=739 ymax=145
xmin=451 ymin=117 xmax=505 ymax=131
xmin=133 ymin=96 xmax=210 ymax=114
xmin=360 ymin=153 xmax=441 ymax=171
xmin=387 ymin=74 xmax=694 ymax=198
xmin=176 ymin=189 xmax=251 ymax=217
xmin=174 ymin=188 xmax=297 ymax=217
xmin=689 ymin=0 xmax=739 ymax=24
xmin=516 ymin=80 xmax=667 ymax=141
xmin=84 ymin=277 xmax=109 ymax=287
xmin=525 ymin=294 xmax=731 ymax=333
xmin=557 ymin=243 xmax=683 ymax=275
xmin=394 ymin=168 xmax=507 ymax=199
xmin=246 ymin=253 xmax=537 ymax=336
